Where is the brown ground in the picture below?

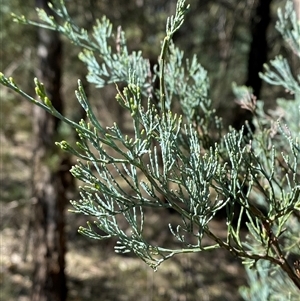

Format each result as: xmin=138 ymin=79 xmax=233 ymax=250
xmin=2 ymin=214 xmax=246 ymax=301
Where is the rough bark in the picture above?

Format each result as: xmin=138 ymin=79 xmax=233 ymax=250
xmin=31 ymin=1 xmax=68 ymax=300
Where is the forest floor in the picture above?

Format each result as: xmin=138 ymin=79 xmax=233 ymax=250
xmin=0 ymin=103 xmax=248 ymax=301
xmin=2 ymin=210 xmax=247 ymax=301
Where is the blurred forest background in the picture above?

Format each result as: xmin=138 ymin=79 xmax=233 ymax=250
xmin=1 ymin=1 xmax=299 ymax=301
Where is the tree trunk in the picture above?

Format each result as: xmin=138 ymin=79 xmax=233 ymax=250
xmin=31 ymin=1 xmax=68 ymax=300
xmin=294 ymin=0 xmax=300 ymax=20
xmin=233 ymin=0 xmax=272 ymax=131
xmin=245 ymin=0 xmax=272 ymax=97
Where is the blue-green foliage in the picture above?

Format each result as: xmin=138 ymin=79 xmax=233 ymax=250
xmin=237 ymin=1 xmax=300 ymax=299
xmin=0 ymin=0 xmax=299 ymax=297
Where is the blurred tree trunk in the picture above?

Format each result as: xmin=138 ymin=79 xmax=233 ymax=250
xmin=294 ymin=0 xmax=300 ymax=20
xmin=292 ymin=0 xmax=300 ymax=75
xmin=233 ymin=0 xmax=272 ymax=130
xmin=245 ymin=0 xmax=272 ymax=97
xmin=31 ymin=0 xmax=69 ymax=300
